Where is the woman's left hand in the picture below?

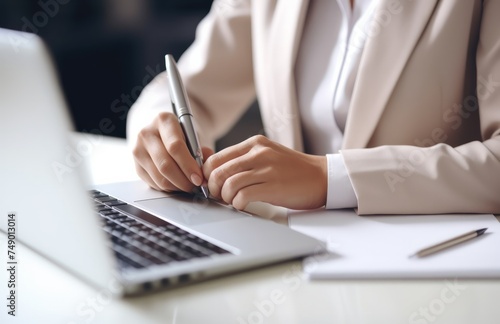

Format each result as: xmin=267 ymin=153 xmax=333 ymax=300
xmin=203 ymin=135 xmax=327 ymax=210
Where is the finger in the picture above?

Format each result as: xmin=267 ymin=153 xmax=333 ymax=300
xmin=133 ymin=143 xmax=168 ymax=190
xmin=157 ymin=114 xmax=204 ymax=186
xmin=202 ymin=147 xmax=214 ymax=162
xmin=142 ymin=133 xmax=195 ymax=192
xmin=231 ymin=184 xmax=266 ymax=211
xmin=203 ymin=136 xmax=264 ymax=177
xmin=220 ymin=170 xmax=264 ymax=205
xmin=134 ymin=162 xmax=161 ymax=191
xmin=201 ymin=147 xmax=215 ymax=187
xmin=134 ymin=144 xmax=179 ymax=192
xmin=207 ymin=155 xmax=253 ymax=198
xmin=134 ymin=127 xmax=180 ymax=191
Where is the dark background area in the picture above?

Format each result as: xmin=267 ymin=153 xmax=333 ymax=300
xmin=0 ymin=0 xmax=262 ymax=148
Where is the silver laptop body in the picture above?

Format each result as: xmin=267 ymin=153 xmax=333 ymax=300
xmin=0 ymin=28 xmax=324 ymax=295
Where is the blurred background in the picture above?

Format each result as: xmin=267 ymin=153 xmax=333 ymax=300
xmin=0 ymin=0 xmax=261 ymax=149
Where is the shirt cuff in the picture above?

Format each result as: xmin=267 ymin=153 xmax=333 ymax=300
xmin=325 ymin=153 xmax=358 ymax=209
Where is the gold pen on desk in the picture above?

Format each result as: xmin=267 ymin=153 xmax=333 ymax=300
xmin=410 ymin=228 xmax=488 ymax=258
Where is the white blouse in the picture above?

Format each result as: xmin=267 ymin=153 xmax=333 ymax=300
xmin=295 ymin=0 xmax=377 ymax=208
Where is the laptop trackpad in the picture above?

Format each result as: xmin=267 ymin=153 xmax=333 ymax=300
xmin=133 ymin=194 xmax=246 ymax=227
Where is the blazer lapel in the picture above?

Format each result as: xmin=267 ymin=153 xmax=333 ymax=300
xmin=265 ymin=0 xmax=309 ymax=151
xmin=343 ymin=0 xmax=439 ymax=149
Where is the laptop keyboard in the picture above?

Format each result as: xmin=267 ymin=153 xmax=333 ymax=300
xmin=89 ymin=190 xmax=229 ymax=271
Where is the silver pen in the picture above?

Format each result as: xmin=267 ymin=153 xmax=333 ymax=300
xmin=410 ymin=228 xmax=487 ymax=258
xmin=165 ymin=54 xmax=209 ymax=198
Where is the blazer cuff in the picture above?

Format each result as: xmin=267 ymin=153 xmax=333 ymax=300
xmin=325 ymin=153 xmax=358 ymax=209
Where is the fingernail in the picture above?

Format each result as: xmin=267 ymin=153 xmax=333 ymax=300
xmin=190 ymin=173 xmax=202 ymax=186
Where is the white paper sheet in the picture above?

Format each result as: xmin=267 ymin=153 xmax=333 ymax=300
xmin=289 ymin=209 xmax=500 ymax=279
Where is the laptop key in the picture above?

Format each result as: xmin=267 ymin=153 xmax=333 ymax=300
xmin=100 ymin=209 xmax=119 ymax=216
xmin=115 ymin=254 xmax=143 ymax=269
xmin=92 ymin=192 xmax=109 ymax=199
xmin=94 ymin=204 xmax=109 ymax=212
xmin=104 ymin=200 xmax=127 ymax=207
xmin=112 ymin=245 xmax=151 ymax=268
xmin=95 ymin=196 xmax=117 ymax=203
xmin=113 ymin=204 xmax=170 ymax=227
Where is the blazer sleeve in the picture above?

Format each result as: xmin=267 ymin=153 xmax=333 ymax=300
xmin=341 ymin=0 xmax=500 ymax=215
xmin=127 ymin=0 xmax=255 ymax=149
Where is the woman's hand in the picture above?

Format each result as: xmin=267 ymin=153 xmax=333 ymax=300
xmin=132 ymin=112 xmax=213 ymax=193
xmin=203 ymin=135 xmax=327 ymax=210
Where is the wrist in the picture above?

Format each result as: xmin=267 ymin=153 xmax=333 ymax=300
xmin=309 ymin=154 xmax=328 ymax=208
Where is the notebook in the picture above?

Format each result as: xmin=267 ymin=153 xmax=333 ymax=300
xmin=0 ymin=28 xmax=324 ymax=295
xmin=290 ymin=209 xmax=500 ymax=279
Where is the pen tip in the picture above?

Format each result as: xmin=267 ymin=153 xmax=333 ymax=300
xmin=201 ymin=186 xmax=210 ymax=199
xmin=477 ymin=228 xmax=488 ymax=235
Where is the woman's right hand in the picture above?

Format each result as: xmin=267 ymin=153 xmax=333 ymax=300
xmin=132 ymin=112 xmax=213 ymax=193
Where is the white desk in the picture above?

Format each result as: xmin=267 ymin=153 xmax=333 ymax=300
xmin=2 ymin=134 xmax=500 ymax=324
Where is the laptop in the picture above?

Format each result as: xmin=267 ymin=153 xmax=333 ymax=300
xmin=0 ymin=28 xmax=325 ymax=295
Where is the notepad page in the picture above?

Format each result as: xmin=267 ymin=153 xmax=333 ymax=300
xmin=289 ymin=210 xmax=500 ymax=279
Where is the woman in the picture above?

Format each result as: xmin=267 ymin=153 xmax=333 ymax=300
xmin=127 ymin=0 xmax=500 ymax=214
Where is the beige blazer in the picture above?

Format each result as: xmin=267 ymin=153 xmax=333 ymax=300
xmin=128 ymin=0 xmax=500 ymax=214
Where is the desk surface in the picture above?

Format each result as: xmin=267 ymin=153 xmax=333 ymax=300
xmin=2 ymin=134 xmax=500 ymax=324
